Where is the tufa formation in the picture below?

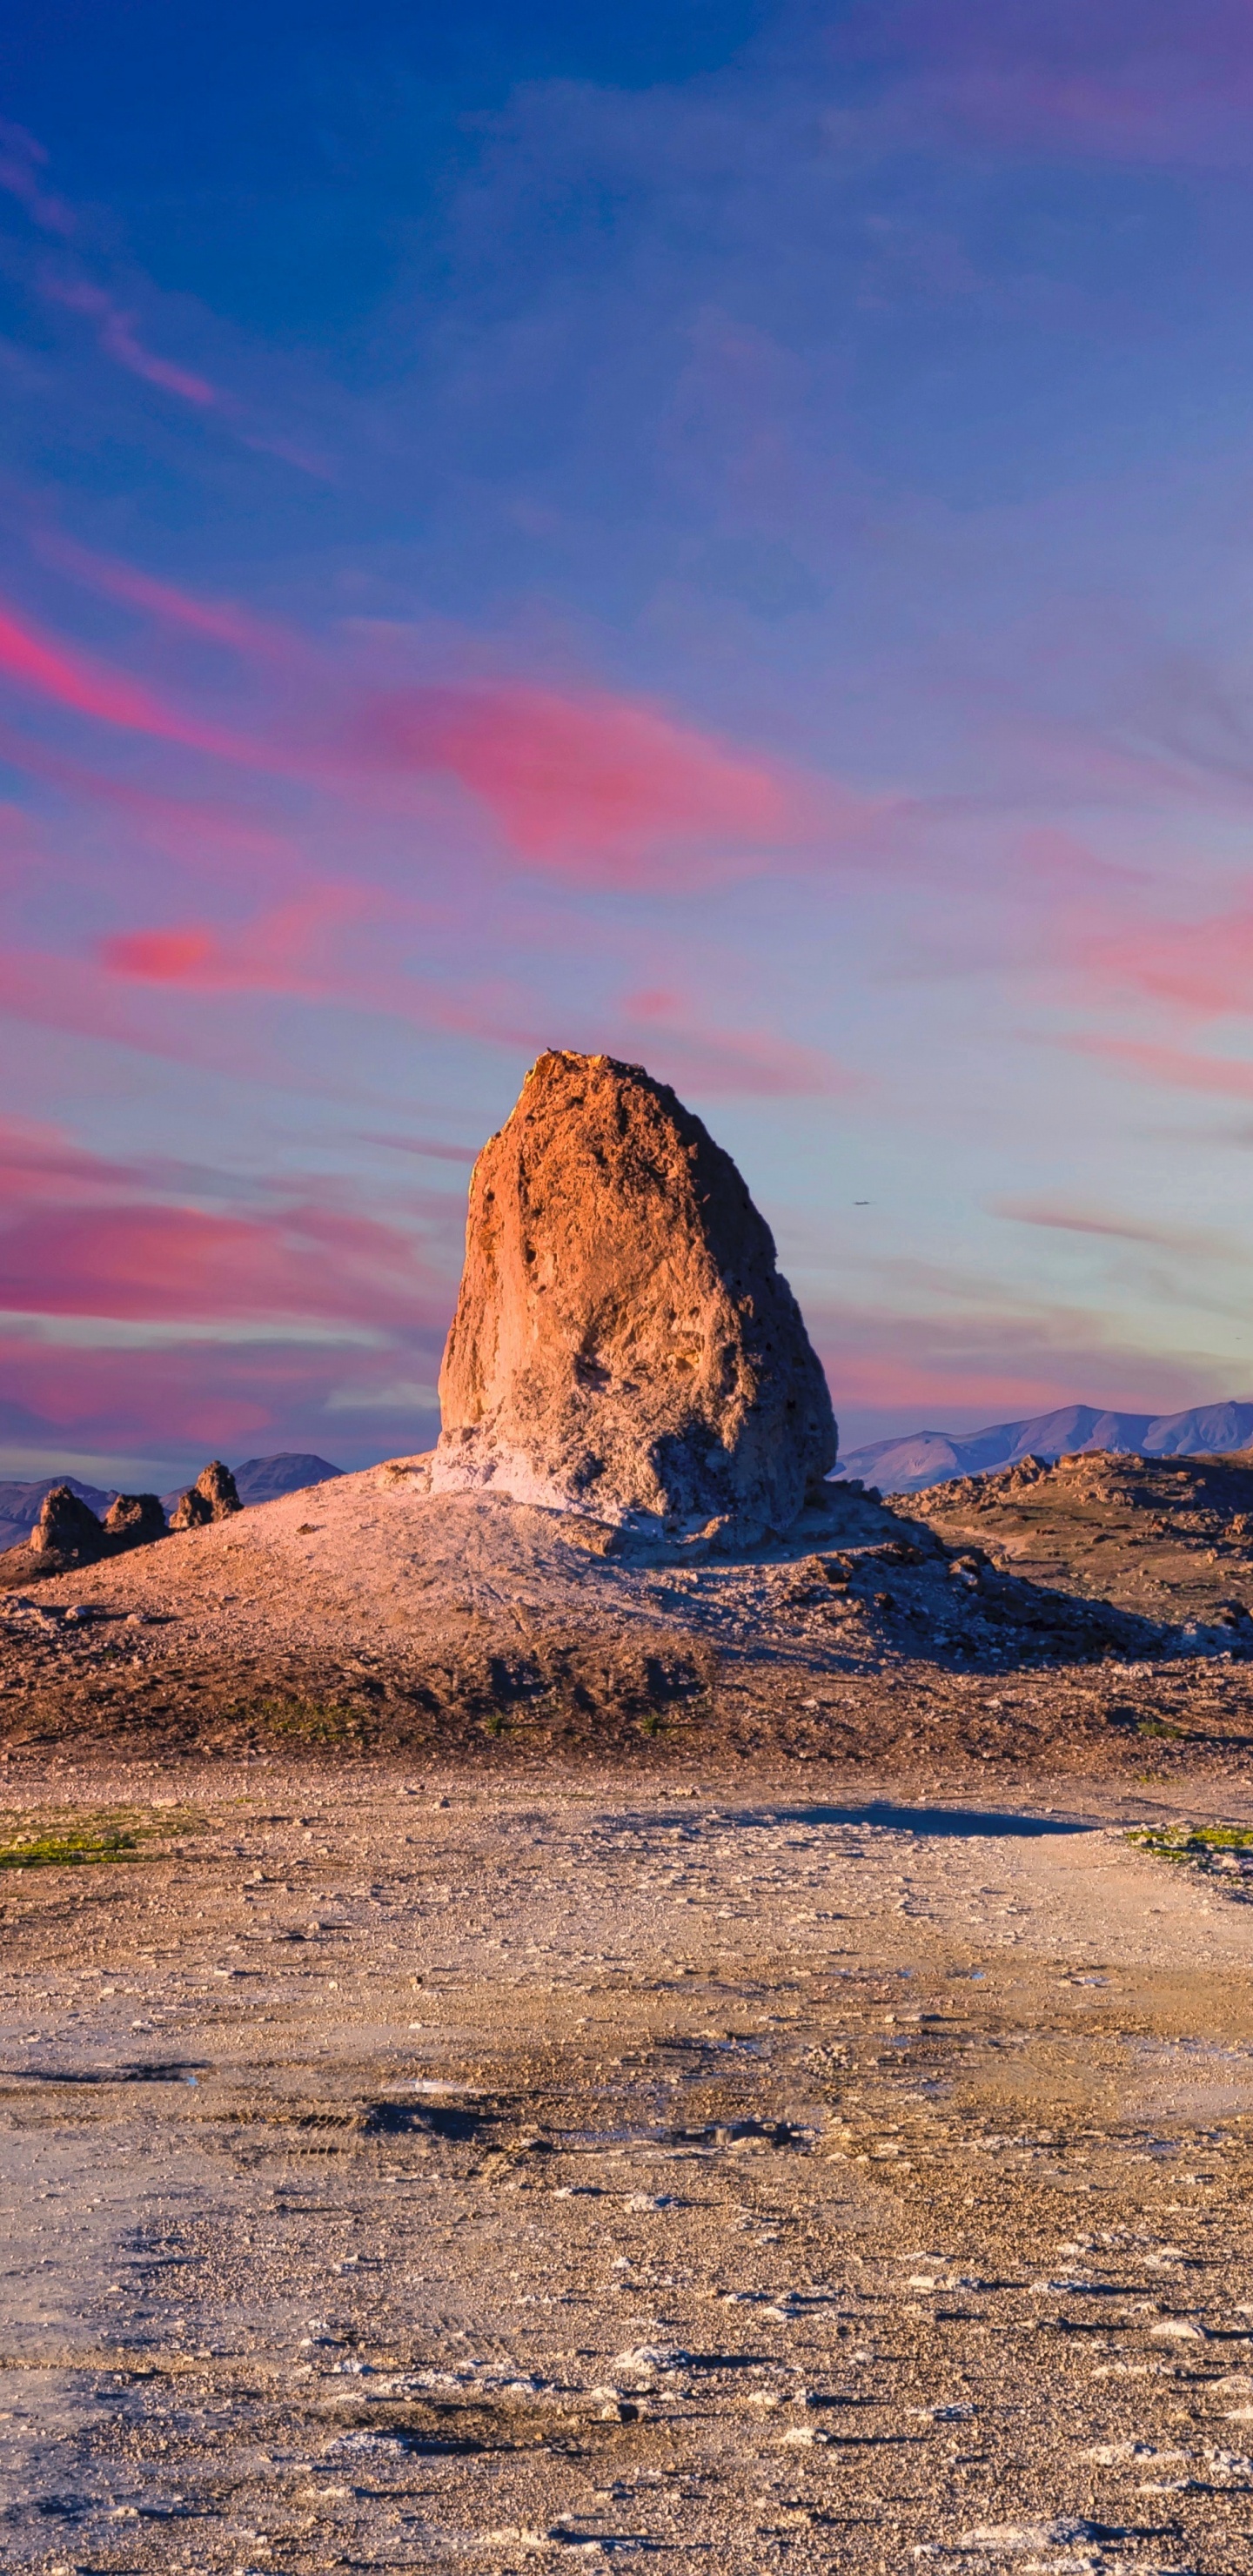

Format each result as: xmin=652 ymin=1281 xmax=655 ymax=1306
xmin=1 ymin=1459 xmax=244 ymax=1585
xmin=30 ymin=1484 xmax=111 ymax=1567
xmin=103 ymin=1493 xmax=167 ymax=1547
xmin=432 ymin=1050 xmax=836 ymax=1544
xmin=22 ymin=1484 xmax=166 ymax=1577
xmin=171 ymin=1460 xmax=242 ymax=1529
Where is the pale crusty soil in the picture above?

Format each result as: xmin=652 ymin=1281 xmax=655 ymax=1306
xmin=1 ymin=1755 xmax=1253 ymax=2572
xmin=3 ymin=1466 xmax=1253 ymax=2567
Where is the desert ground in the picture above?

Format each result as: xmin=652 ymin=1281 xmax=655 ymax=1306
xmin=1 ymin=1468 xmax=1252 ymax=2572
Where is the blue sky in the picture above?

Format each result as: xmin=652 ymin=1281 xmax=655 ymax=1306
xmin=3 ymin=1 xmax=1253 ymax=1486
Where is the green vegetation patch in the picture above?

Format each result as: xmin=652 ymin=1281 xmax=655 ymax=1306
xmin=0 ymin=1807 xmax=200 ymax=1870
xmin=1127 ymin=1821 xmax=1253 ymax=1882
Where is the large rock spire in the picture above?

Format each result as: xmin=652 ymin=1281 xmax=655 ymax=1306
xmin=431 ymin=1050 xmax=836 ymax=1544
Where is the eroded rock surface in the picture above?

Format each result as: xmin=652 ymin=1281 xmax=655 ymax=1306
xmin=102 ymin=1493 xmax=167 ymax=1548
xmin=28 ymin=1484 xmax=106 ymax=1567
xmin=432 ymin=1049 xmax=836 ymax=1542
xmin=171 ymin=1460 xmax=242 ymax=1529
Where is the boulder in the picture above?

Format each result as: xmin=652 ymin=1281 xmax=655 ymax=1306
xmin=29 ymin=1484 xmax=106 ymax=1566
xmin=432 ymin=1050 xmax=836 ymax=1544
xmin=171 ymin=1460 xmax=242 ymax=1530
xmin=103 ymin=1493 xmax=167 ymax=1549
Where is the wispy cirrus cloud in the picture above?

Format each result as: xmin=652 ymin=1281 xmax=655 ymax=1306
xmin=33 ymin=535 xmax=303 ymax=666
xmin=836 ymin=0 xmax=1253 ymax=169
xmin=95 ymin=905 xmax=858 ymax=1097
xmin=100 ymin=889 xmax=377 ymax=996
xmin=0 ymin=567 xmax=867 ymax=891
xmin=42 ymin=277 xmax=219 ymax=408
xmin=0 ymin=1116 xmax=458 ymax=1472
xmin=0 ymin=1326 xmax=446 ymax=1478
xmin=0 ymin=116 xmax=335 ymax=475
xmin=610 ymin=985 xmax=859 ymax=1097
xmin=0 ymin=592 xmax=255 ymax=761
xmin=0 ymin=120 xmax=73 ymax=235
xmin=813 ymin=1306 xmax=1205 ymax=1432
xmin=0 ymin=1116 xmax=453 ymax=1332
xmin=990 ymin=1195 xmax=1230 ymax=1256
xmin=1080 ymin=900 xmax=1253 ymax=1016
xmin=1071 ymin=1034 xmax=1253 ymax=1101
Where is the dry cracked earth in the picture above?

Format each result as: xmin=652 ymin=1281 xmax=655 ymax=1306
xmin=1 ymin=1757 xmax=1253 ymax=2576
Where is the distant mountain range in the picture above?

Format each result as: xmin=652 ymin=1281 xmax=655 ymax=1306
xmin=0 ymin=1452 xmax=342 ymax=1555
xmin=834 ymin=1402 xmax=1253 ymax=1496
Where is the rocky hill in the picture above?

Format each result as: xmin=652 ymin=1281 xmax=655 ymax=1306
xmin=897 ymin=1444 xmax=1253 ymax=1638
xmin=838 ymin=1399 xmax=1253 ymax=1493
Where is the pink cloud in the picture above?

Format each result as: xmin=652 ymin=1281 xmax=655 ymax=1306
xmin=96 ymin=907 xmax=857 ymax=1097
xmin=363 ymin=680 xmax=839 ymax=884
xmin=37 ymin=535 xmax=299 ymax=665
xmin=0 ymin=1117 xmax=449 ymax=1333
xmin=1072 ymin=1034 xmax=1253 ymax=1099
xmin=612 ymin=989 xmax=859 ymax=1097
xmin=840 ymin=1 xmax=1253 ymax=168
xmin=991 ymin=1196 xmax=1223 ymax=1254
xmin=100 ymin=889 xmax=372 ymax=996
xmin=0 ymin=565 xmax=880 ymax=899
xmin=0 ymin=921 xmax=513 ymax=1085
xmin=824 ymin=1346 xmax=1091 ymax=1418
xmin=44 ymin=276 xmax=218 ymax=407
xmin=104 ymin=928 xmax=231 ymax=983
xmin=810 ymin=1285 xmax=1216 ymax=1438
xmin=96 ymin=898 xmax=515 ymax=1050
xmin=0 ymin=121 xmax=74 ymax=235
xmin=1082 ymin=902 xmax=1253 ymax=1016
xmin=0 ymin=594 xmax=253 ymax=763
xmin=0 ymin=940 xmax=367 ymax=1091
xmin=357 ymin=1133 xmax=478 ymax=1165
xmin=0 ymin=599 xmax=186 ymax=734
xmin=0 ymin=1201 xmax=422 ymax=1327
xmin=0 ymin=1329 xmax=444 ymax=1461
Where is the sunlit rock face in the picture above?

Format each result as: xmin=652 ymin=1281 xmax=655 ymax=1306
xmin=432 ymin=1050 xmax=836 ymax=1544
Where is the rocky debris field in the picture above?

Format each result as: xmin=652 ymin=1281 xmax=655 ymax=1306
xmin=1 ymin=1756 xmax=1252 ymax=2573
xmin=898 ymin=1451 xmax=1253 ymax=1639
xmin=2 ymin=1460 xmax=1253 ymax=1776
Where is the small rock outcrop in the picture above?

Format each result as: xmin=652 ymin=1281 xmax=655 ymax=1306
xmin=29 ymin=1484 xmax=107 ymax=1567
xmin=171 ymin=1460 xmax=242 ymax=1529
xmin=432 ymin=1050 xmax=837 ymax=1544
xmin=103 ymin=1493 xmax=167 ymax=1548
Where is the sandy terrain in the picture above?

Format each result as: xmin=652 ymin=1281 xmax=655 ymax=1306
xmin=1 ymin=1750 xmax=1252 ymax=2573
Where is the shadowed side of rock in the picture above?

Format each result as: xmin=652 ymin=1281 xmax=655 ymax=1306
xmin=432 ymin=1050 xmax=836 ymax=1544
xmin=103 ymin=1493 xmax=167 ymax=1547
xmin=29 ymin=1483 xmax=109 ymax=1570
xmin=171 ymin=1460 xmax=242 ymax=1529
